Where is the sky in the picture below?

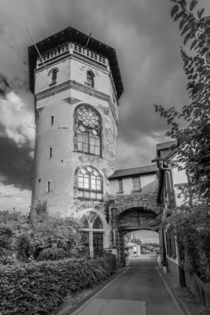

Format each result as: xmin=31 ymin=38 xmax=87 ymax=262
xmin=0 ymin=0 xmax=210 ymax=213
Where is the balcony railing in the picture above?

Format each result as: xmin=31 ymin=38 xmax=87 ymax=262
xmin=36 ymin=42 xmax=108 ymax=68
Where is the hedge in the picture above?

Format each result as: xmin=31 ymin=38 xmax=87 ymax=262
xmin=0 ymin=254 xmax=117 ymax=315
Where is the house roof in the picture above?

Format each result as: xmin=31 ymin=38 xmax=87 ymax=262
xmin=28 ymin=26 xmax=124 ymax=99
xmin=109 ymin=165 xmax=158 ymax=179
xmin=156 ymin=140 xmax=176 ymax=151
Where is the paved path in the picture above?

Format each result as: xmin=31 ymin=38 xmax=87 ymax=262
xmin=71 ymin=255 xmax=185 ymax=315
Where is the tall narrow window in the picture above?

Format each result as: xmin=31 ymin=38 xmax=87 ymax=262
xmin=132 ymin=176 xmax=141 ymax=192
xmin=47 ymin=181 xmax=51 ymax=192
xmin=48 ymin=67 xmax=58 ymax=85
xmin=86 ymin=70 xmax=94 ymax=88
xmin=51 ymin=116 xmax=54 ymax=125
xmin=50 ymin=147 xmax=52 ymax=158
xmin=118 ymin=178 xmax=123 ymax=193
xmin=75 ymin=105 xmax=101 ymax=156
xmin=77 ymin=166 xmax=103 ymax=200
xmin=93 ymin=216 xmax=103 ymax=229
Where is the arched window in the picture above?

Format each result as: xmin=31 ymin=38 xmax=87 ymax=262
xmin=93 ymin=216 xmax=103 ymax=229
xmin=48 ymin=67 xmax=58 ymax=85
xmin=86 ymin=70 xmax=94 ymax=88
xmin=81 ymin=216 xmax=89 ymax=228
xmin=75 ymin=105 xmax=101 ymax=156
xmin=77 ymin=166 xmax=103 ymax=200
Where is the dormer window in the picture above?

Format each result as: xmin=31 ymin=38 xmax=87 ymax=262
xmin=86 ymin=70 xmax=94 ymax=88
xmin=48 ymin=67 xmax=58 ymax=85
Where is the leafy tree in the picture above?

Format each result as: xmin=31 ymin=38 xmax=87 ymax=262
xmin=0 ymin=211 xmax=30 ymax=258
xmin=124 ymin=232 xmax=132 ymax=245
xmin=130 ymin=238 xmax=142 ymax=245
xmin=31 ymin=217 xmax=82 ymax=259
xmin=0 ymin=211 xmax=83 ymax=263
xmin=155 ymin=0 xmax=210 ymax=202
xmin=165 ymin=205 xmax=210 ymax=280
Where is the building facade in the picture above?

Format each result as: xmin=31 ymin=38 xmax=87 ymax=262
xmin=29 ymin=27 xmax=161 ymax=260
xmin=29 ymin=27 xmax=124 ymax=257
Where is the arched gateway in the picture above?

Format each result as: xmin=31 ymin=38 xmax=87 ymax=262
xmin=106 ymin=180 xmax=163 ymax=265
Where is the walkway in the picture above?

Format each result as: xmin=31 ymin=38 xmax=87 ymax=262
xmin=71 ymin=254 xmax=185 ymax=315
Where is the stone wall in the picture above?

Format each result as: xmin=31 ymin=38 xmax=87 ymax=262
xmin=108 ymin=184 xmax=162 ymax=216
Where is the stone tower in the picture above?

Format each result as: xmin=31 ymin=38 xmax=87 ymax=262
xmin=28 ymin=27 xmax=123 ymax=253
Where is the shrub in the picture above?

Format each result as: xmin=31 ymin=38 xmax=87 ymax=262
xmin=0 ymin=211 xmax=82 ymax=265
xmin=0 ymin=226 xmax=13 ymax=256
xmin=36 ymin=247 xmax=68 ymax=261
xmin=16 ymin=234 xmax=33 ymax=262
xmin=167 ymin=206 xmax=210 ymax=282
xmin=0 ymin=254 xmax=117 ymax=315
xmin=0 ymin=255 xmax=17 ymax=266
xmin=31 ymin=217 xmax=82 ymax=257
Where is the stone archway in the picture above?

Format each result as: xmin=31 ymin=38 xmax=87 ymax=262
xmin=106 ymin=188 xmax=163 ymax=265
xmin=118 ymin=207 xmax=159 ymax=231
xmin=107 ymin=202 xmax=162 ymax=266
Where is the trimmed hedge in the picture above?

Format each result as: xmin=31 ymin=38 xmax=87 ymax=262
xmin=0 ymin=254 xmax=117 ymax=315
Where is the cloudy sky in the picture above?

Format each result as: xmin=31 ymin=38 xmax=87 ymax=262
xmin=0 ymin=0 xmax=210 ymax=213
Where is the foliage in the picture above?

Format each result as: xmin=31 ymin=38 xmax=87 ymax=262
xmin=31 ymin=217 xmax=82 ymax=259
xmin=0 ymin=254 xmax=117 ymax=315
xmin=0 ymin=211 xmax=82 ymax=264
xmin=155 ymin=0 xmax=210 ymax=202
xmin=165 ymin=205 xmax=210 ymax=281
xmin=30 ymin=199 xmax=48 ymax=223
xmin=36 ymin=247 xmax=68 ymax=261
xmin=130 ymin=238 xmax=142 ymax=245
xmin=0 ymin=226 xmax=13 ymax=255
xmin=16 ymin=234 xmax=33 ymax=262
xmin=0 ymin=211 xmax=30 ymax=260
xmin=0 ymin=255 xmax=18 ymax=266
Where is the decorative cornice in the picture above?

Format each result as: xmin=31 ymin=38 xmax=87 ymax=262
xmin=35 ymin=80 xmax=118 ymax=125
xmin=36 ymin=53 xmax=108 ymax=74
xmin=71 ymin=53 xmax=108 ymax=72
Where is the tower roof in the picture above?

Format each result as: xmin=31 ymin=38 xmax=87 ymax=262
xmin=28 ymin=26 xmax=124 ymax=99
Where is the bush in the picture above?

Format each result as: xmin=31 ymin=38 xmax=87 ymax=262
xmin=0 ymin=226 xmax=14 ymax=257
xmin=0 ymin=255 xmax=17 ymax=266
xmin=16 ymin=234 xmax=33 ymax=262
xmin=36 ymin=247 xmax=68 ymax=261
xmin=167 ymin=206 xmax=210 ymax=282
xmin=0 ymin=254 xmax=117 ymax=315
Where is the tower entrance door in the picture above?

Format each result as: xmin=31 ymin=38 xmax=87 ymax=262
xmin=93 ymin=232 xmax=103 ymax=258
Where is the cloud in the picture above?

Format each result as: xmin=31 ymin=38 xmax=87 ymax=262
xmin=0 ymin=183 xmax=31 ymax=214
xmin=0 ymin=74 xmax=34 ymax=191
xmin=0 ymin=0 xmax=210 ymax=212
xmin=0 ymin=122 xmax=33 ymax=190
xmin=0 ymin=91 xmax=35 ymax=144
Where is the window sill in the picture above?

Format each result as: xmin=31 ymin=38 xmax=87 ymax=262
xmin=77 ymin=197 xmax=103 ymax=202
xmin=131 ymin=189 xmax=141 ymax=193
xmin=73 ymin=150 xmax=102 ymax=158
xmin=49 ymin=81 xmax=56 ymax=86
xmin=84 ymin=82 xmax=94 ymax=89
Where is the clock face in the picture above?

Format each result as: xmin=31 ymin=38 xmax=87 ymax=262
xmin=78 ymin=106 xmax=99 ymax=128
